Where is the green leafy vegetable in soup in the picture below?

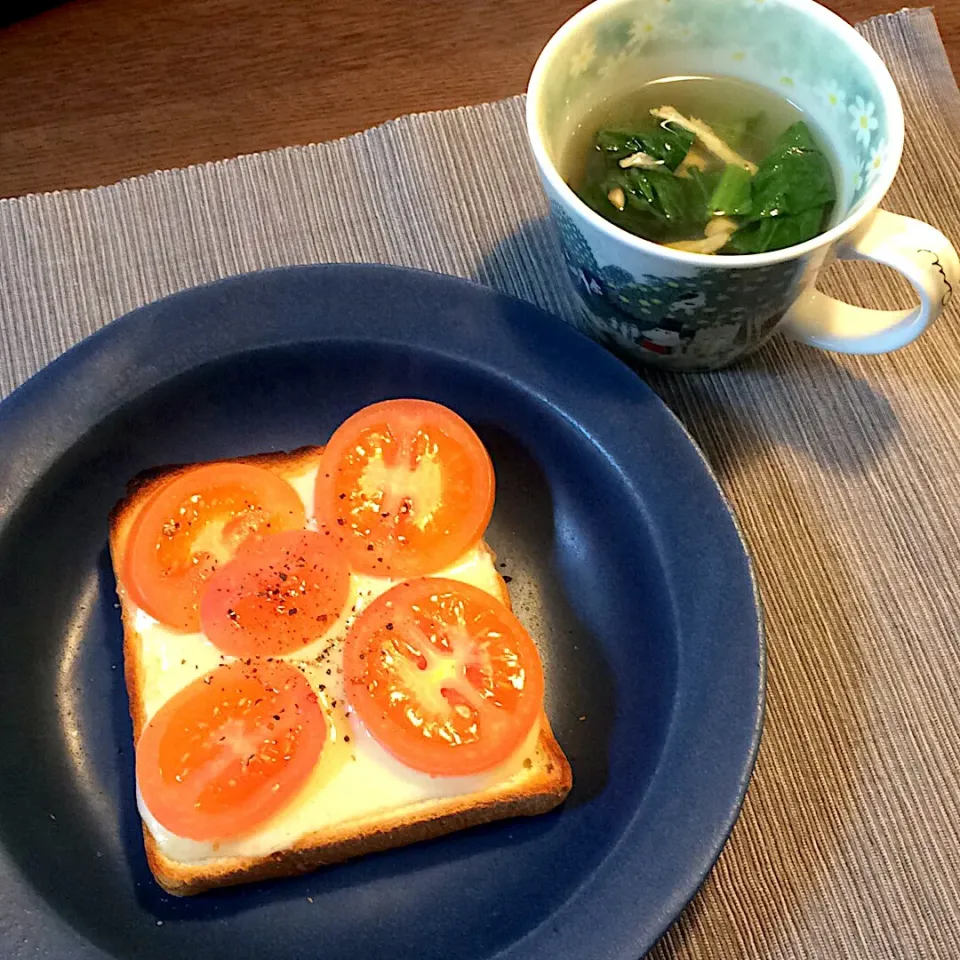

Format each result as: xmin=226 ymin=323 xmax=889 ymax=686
xmin=569 ymin=78 xmax=837 ymax=255
xmin=596 ymin=125 xmax=695 ymax=171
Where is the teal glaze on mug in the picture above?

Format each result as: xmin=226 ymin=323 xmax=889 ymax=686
xmin=526 ymin=0 xmax=959 ymax=371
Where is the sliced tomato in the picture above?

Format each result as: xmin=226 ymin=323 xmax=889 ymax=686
xmin=136 ymin=659 xmax=325 ymax=841
xmin=125 ymin=463 xmax=307 ymax=632
xmin=314 ymin=399 xmax=495 ymax=578
xmin=200 ymin=530 xmax=351 ymax=657
xmin=343 ymin=578 xmax=544 ymax=776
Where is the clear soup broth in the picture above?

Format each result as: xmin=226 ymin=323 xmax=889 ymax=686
xmin=562 ymin=75 xmax=839 ymax=255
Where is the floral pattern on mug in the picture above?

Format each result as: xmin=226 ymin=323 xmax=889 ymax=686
xmin=529 ymin=0 xmax=916 ymax=371
xmin=544 ymin=0 xmax=893 ymax=212
xmin=817 ymin=80 xmax=847 ymax=111
xmin=628 ymin=12 xmax=662 ymax=45
xmin=866 ymin=139 xmax=887 ymax=184
xmin=849 ymin=96 xmax=879 ymax=147
xmin=851 ymin=160 xmax=866 ymax=192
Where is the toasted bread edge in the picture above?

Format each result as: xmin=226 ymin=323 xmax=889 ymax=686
xmin=110 ymin=446 xmax=573 ymax=896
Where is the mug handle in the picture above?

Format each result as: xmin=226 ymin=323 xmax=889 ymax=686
xmin=781 ymin=209 xmax=958 ymax=354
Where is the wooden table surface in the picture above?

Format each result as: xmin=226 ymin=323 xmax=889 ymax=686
xmin=0 ymin=0 xmax=956 ymax=198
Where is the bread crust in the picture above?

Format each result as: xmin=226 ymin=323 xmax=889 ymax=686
xmin=110 ymin=447 xmax=572 ymax=896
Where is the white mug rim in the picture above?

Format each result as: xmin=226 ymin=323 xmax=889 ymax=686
xmin=525 ymin=0 xmax=905 ymax=269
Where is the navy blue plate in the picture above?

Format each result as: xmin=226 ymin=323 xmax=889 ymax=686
xmin=0 ymin=265 xmax=763 ymax=960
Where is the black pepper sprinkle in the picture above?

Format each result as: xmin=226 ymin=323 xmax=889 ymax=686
xmin=366 ymin=544 xmax=374 ymax=551
xmin=336 ymin=518 xmax=345 ymax=526
xmin=326 ymin=668 xmax=332 ymax=675
xmin=338 ymin=493 xmax=346 ymax=500
xmin=343 ymin=735 xmax=350 ymax=743
xmin=385 ymin=622 xmax=394 ymax=630
xmin=273 ymin=714 xmax=281 ymax=721
xmin=503 ymin=575 xmax=513 ymax=583
xmin=288 ymin=608 xmax=298 ymax=615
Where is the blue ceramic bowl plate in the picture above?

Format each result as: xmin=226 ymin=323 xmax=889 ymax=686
xmin=0 ymin=265 xmax=764 ymax=960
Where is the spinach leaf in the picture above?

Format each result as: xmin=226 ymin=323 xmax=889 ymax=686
xmin=649 ymin=171 xmax=705 ymax=225
xmin=579 ymin=177 xmax=666 ymax=241
xmin=617 ymin=170 xmax=658 ymax=211
xmin=709 ymin=164 xmax=753 ymax=217
xmin=596 ymin=122 xmax=695 ymax=171
xmin=578 ymin=116 xmax=835 ymax=254
xmin=770 ymin=121 xmax=818 ymax=151
xmin=622 ymin=168 xmax=708 ymax=229
xmin=688 ymin=166 xmax=723 ymax=207
xmin=723 ymin=206 xmax=826 ymax=254
xmin=749 ymin=121 xmax=835 ymax=219
xmin=579 ymin=164 xmax=712 ymax=243
xmin=595 ymin=129 xmax=648 ymax=157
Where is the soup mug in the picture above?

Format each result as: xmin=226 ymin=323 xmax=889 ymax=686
xmin=526 ymin=0 xmax=958 ymax=371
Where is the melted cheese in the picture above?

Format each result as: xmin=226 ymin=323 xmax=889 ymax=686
xmin=131 ymin=464 xmax=528 ymax=865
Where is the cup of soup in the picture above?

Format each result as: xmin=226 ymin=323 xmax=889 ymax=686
xmin=526 ymin=0 xmax=958 ymax=371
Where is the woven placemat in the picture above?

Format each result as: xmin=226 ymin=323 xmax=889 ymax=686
xmin=2 ymin=7 xmax=958 ymax=958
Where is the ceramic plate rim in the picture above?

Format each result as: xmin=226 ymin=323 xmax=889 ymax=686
xmin=0 ymin=263 xmax=765 ymax=960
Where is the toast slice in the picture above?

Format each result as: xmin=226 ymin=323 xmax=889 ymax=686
xmin=110 ymin=446 xmax=572 ymax=896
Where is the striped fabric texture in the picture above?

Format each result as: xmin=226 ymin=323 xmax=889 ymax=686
xmin=1 ymin=8 xmax=958 ymax=958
